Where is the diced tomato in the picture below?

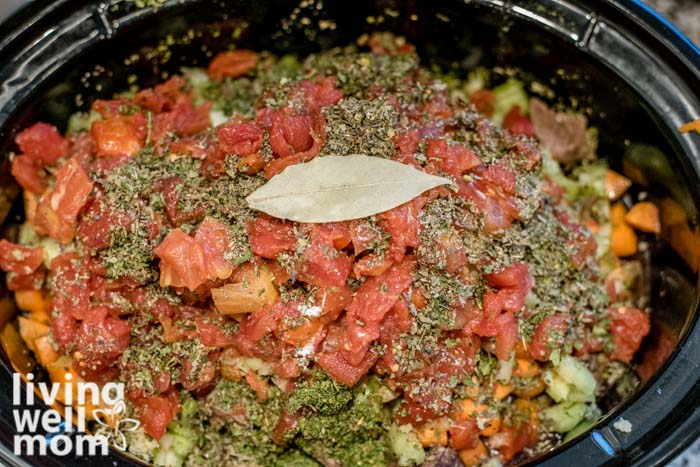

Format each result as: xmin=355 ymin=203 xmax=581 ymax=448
xmin=296 ymin=225 xmax=351 ymax=288
xmin=262 ymin=112 xmax=326 ymax=178
xmin=0 ymin=240 xmax=44 ymax=275
xmin=495 ymin=423 xmax=537 ymax=462
xmin=73 ymin=306 xmax=131 ymax=372
xmin=353 ymin=253 xmax=394 ymax=278
xmin=217 ymin=122 xmax=263 ymax=155
xmin=6 ymin=268 xmax=46 ymax=291
xmin=50 ymin=310 xmax=78 ymax=348
xmin=449 ymin=418 xmax=480 ymax=450
xmin=318 ymin=345 xmax=379 ymax=387
xmin=247 ymin=216 xmax=297 ymax=258
xmin=34 ymin=157 xmax=94 ymax=244
xmin=154 ymin=228 xmax=207 ymax=291
xmin=425 ymin=139 xmax=481 ymax=178
xmin=528 ymin=314 xmax=572 ymax=361
xmin=493 ymin=311 xmax=519 ymax=361
xmin=133 ymin=391 xmax=180 ymax=440
xmin=152 ymin=99 xmax=211 ymax=140
xmin=344 ymin=259 xmax=414 ymax=363
xmin=349 ymin=219 xmax=383 ymax=254
xmin=196 ymin=314 xmax=236 ymax=347
xmin=160 ymin=176 xmax=205 ymax=227
xmin=298 ymin=77 xmax=344 ymax=114
xmin=470 ymin=90 xmax=495 ymax=117
xmin=609 ymin=307 xmax=650 ymax=363
xmin=503 ymin=106 xmax=535 ymax=137
xmin=208 ymin=50 xmax=257 ymax=80
xmin=485 ymin=262 xmax=531 ymax=289
xmin=379 ymin=200 xmax=422 ymax=262
xmin=92 ymin=116 xmax=143 ymax=157
xmin=77 ymin=199 xmax=132 ymax=250
xmin=11 ymin=155 xmax=48 ymax=194
xmin=482 ymin=161 xmax=517 ymax=195
xmin=194 ymin=216 xmax=234 ymax=281
xmin=16 ymin=122 xmax=68 ymax=167
xmin=50 ymin=253 xmax=91 ymax=322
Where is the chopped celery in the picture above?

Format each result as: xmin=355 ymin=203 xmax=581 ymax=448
xmin=542 ymin=401 xmax=587 ymax=433
xmin=492 ymin=78 xmax=529 ymax=125
xmin=544 ymin=356 xmax=596 ymax=403
xmin=563 ymin=417 xmax=598 ymax=442
xmin=388 ymin=425 xmax=426 ymax=466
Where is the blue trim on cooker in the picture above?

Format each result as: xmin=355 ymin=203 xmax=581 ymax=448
xmin=630 ymin=0 xmax=700 ymax=57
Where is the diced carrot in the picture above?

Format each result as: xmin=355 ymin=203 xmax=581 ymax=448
xmin=479 ymin=413 xmax=501 ymax=437
xmin=610 ymin=203 xmax=627 ymax=227
xmin=493 ymin=383 xmax=514 ymax=401
xmin=605 ymin=169 xmax=632 ymax=201
xmin=14 ymin=290 xmax=49 ymax=322
xmin=454 ymin=399 xmax=500 ymax=436
xmin=245 ymin=371 xmax=270 ymax=402
xmin=659 ymin=198 xmax=687 ymax=227
xmin=625 ymin=201 xmax=661 ymax=234
xmin=513 ymin=376 xmax=546 ymax=399
xmin=611 ymin=224 xmax=638 ymax=257
xmin=23 ymin=192 xmax=38 ymax=224
xmin=513 ymin=398 xmax=539 ymax=426
xmin=463 ymin=376 xmax=480 ymax=399
xmin=417 ymin=419 xmax=449 ymax=447
xmin=211 ymin=265 xmax=278 ymax=314
xmin=459 ymin=439 xmax=488 ymax=466
xmin=34 ymin=335 xmax=59 ymax=366
xmin=514 ymin=358 xmax=540 ymax=379
xmin=679 ymin=119 xmax=700 ymax=134
xmin=666 ymin=224 xmax=700 ymax=273
xmin=17 ymin=316 xmax=50 ymax=354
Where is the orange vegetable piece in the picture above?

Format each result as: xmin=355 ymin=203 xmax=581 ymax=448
xmin=15 ymin=290 xmax=49 ymax=319
xmin=17 ymin=316 xmax=50 ymax=354
xmin=417 ymin=419 xmax=449 ymax=447
xmin=513 ymin=375 xmax=547 ymax=399
xmin=659 ymin=198 xmax=687 ymax=227
xmin=514 ymin=358 xmax=540 ymax=379
xmin=611 ymin=223 xmax=638 ymax=257
xmin=493 ymin=383 xmax=514 ymax=401
xmin=679 ymin=119 xmax=700 ymax=134
xmin=211 ymin=264 xmax=278 ymax=314
xmin=610 ymin=203 xmax=627 ymax=227
xmin=605 ymin=169 xmax=632 ymax=201
xmin=459 ymin=439 xmax=488 ymax=466
xmin=34 ymin=335 xmax=59 ymax=367
xmin=625 ymin=201 xmax=661 ymax=234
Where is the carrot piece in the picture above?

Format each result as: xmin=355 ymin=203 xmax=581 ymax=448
xmin=417 ymin=419 xmax=449 ymax=447
xmin=23 ymin=192 xmax=38 ymax=225
xmin=667 ymin=224 xmax=700 ymax=273
xmin=211 ymin=265 xmax=278 ymax=314
xmin=34 ymin=335 xmax=59 ymax=366
xmin=479 ymin=413 xmax=501 ymax=437
xmin=679 ymin=119 xmax=700 ymax=134
xmin=454 ymin=398 xmax=482 ymax=420
xmin=513 ymin=375 xmax=546 ymax=399
xmin=605 ymin=169 xmax=632 ymax=201
xmin=625 ymin=201 xmax=661 ymax=234
xmin=513 ymin=398 xmax=539 ymax=426
xmin=659 ymin=198 xmax=687 ymax=227
xmin=610 ymin=203 xmax=627 ymax=227
xmin=611 ymin=223 xmax=638 ymax=257
xmin=459 ymin=439 xmax=488 ymax=466
xmin=514 ymin=358 xmax=540 ymax=379
xmin=493 ymin=383 xmax=514 ymax=401
xmin=17 ymin=316 xmax=50 ymax=354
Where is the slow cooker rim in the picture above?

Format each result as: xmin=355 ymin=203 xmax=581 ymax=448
xmin=0 ymin=1 xmax=697 ymax=467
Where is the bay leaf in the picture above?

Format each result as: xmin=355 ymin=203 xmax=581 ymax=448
xmin=245 ymin=155 xmax=453 ymax=223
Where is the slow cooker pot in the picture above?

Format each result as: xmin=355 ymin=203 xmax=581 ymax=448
xmin=0 ymin=1 xmax=697 ymax=466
